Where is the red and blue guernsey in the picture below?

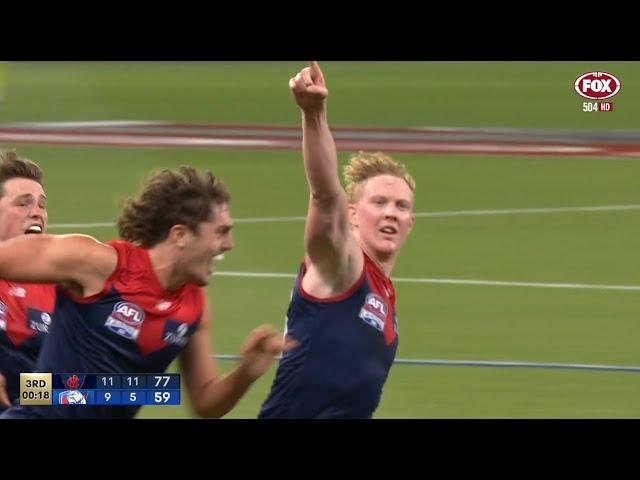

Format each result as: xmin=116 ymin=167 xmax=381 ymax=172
xmin=2 ymin=240 xmax=203 ymax=419
xmin=259 ymin=252 xmax=399 ymax=419
xmin=0 ymin=281 xmax=56 ymax=410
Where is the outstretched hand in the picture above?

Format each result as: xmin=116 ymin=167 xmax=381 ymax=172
xmin=238 ymin=325 xmax=296 ymax=381
xmin=289 ymin=61 xmax=329 ymax=113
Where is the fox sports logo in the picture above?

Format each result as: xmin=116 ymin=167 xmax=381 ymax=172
xmin=575 ymin=72 xmax=621 ymax=100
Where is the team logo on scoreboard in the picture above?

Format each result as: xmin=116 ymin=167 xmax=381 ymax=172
xmin=358 ymin=294 xmax=388 ymax=333
xmin=0 ymin=301 xmax=7 ymax=331
xmin=105 ymin=301 xmax=145 ymax=340
xmin=59 ymin=390 xmax=87 ymax=404
xmin=28 ymin=309 xmax=52 ymax=333
xmin=61 ymin=374 xmax=86 ymax=389
xmin=162 ymin=320 xmax=192 ymax=347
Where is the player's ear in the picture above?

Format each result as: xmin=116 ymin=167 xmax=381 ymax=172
xmin=347 ymin=203 xmax=358 ymax=228
xmin=169 ymin=224 xmax=190 ymax=249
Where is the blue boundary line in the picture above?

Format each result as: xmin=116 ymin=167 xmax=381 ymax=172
xmin=213 ymin=355 xmax=640 ymax=373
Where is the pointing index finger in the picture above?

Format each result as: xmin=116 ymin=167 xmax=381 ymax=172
xmin=308 ymin=61 xmax=324 ymax=81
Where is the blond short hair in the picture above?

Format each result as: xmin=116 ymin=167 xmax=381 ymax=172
xmin=343 ymin=151 xmax=415 ymax=202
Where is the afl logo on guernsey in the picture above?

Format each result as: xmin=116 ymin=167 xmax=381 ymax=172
xmin=359 ymin=294 xmax=387 ymax=333
xmin=0 ymin=301 xmax=7 ymax=331
xmin=105 ymin=301 xmax=145 ymax=340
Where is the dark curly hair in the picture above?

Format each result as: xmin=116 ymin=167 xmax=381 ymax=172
xmin=117 ymin=166 xmax=231 ymax=248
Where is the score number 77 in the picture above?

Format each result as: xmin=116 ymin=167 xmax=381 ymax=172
xmin=153 ymin=375 xmax=171 ymax=387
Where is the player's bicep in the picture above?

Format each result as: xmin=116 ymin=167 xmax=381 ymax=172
xmin=304 ymin=194 xmax=351 ymax=263
xmin=50 ymin=235 xmax=116 ymax=284
xmin=0 ymin=234 xmax=115 ymax=285
xmin=304 ymin=195 xmax=361 ymax=281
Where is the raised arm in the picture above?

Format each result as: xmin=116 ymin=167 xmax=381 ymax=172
xmin=0 ymin=234 xmax=117 ymax=296
xmin=290 ymin=61 xmax=362 ymax=293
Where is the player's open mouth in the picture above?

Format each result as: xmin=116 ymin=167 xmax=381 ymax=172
xmin=207 ymin=254 xmax=224 ymax=275
xmin=24 ymin=224 xmax=43 ymax=234
xmin=380 ymin=226 xmax=397 ymax=235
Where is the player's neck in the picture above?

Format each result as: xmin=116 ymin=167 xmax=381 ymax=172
xmin=147 ymin=245 xmax=185 ymax=293
xmin=358 ymin=241 xmax=397 ymax=278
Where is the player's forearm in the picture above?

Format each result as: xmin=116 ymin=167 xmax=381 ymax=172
xmin=302 ymin=110 xmax=342 ymax=202
xmin=191 ymin=366 xmax=255 ymax=418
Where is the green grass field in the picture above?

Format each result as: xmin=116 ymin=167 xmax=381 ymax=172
xmin=1 ymin=62 xmax=639 ymax=418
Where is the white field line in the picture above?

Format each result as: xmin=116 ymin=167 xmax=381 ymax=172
xmin=45 ymin=204 xmax=640 ymax=292
xmin=212 ymin=354 xmax=640 ymax=372
xmin=47 ymin=204 xmax=640 ymax=229
xmin=212 ymin=271 xmax=640 ymax=292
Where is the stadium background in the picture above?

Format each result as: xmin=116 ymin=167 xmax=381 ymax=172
xmin=0 ymin=62 xmax=638 ymax=418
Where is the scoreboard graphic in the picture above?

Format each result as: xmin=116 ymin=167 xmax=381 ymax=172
xmin=20 ymin=373 xmax=180 ymax=406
